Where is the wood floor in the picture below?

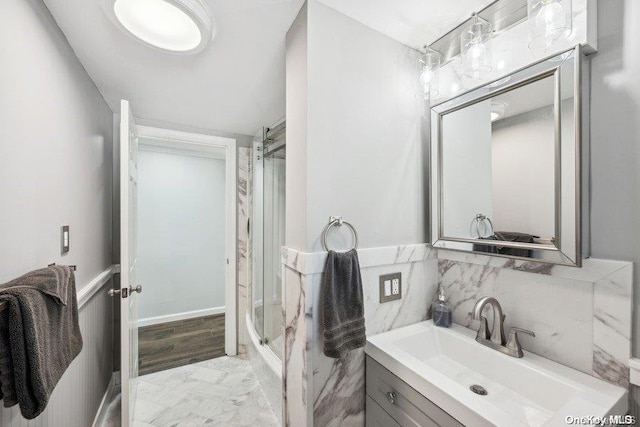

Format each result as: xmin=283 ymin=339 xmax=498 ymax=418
xmin=138 ymin=314 xmax=225 ymax=376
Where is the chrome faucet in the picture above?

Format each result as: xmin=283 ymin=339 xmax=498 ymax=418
xmin=471 ymin=296 xmax=535 ymax=358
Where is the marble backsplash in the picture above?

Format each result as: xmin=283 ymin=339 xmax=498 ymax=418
xmin=282 ymin=244 xmax=633 ymax=426
xmin=438 ymin=249 xmax=633 ymax=388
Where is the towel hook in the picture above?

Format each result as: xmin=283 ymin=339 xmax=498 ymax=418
xmin=321 ymin=216 xmax=359 ymax=252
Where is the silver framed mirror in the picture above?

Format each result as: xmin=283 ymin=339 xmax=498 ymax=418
xmin=430 ymin=46 xmax=589 ymax=266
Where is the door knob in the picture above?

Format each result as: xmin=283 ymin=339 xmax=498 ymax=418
xmin=108 ymin=288 xmax=121 ymax=297
xmin=130 ymin=285 xmax=142 ymax=294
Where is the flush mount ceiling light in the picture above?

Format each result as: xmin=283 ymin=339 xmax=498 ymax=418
xmin=490 ymin=101 xmax=506 ymax=122
xmin=103 ymin=0 xmax=214 ymax=54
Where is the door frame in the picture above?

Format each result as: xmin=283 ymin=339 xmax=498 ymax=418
xmin=136 ymin=125 xmax=238 ymax=355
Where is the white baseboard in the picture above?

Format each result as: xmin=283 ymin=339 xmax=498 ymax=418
xmin=92 ymin=373 xmax=117 ymax=427
xmin=137 ymin=306 xmax=225 ymax=328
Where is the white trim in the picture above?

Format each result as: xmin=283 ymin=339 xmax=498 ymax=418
xmin=137 ymin=306 xmax=225 ymax=327
xmin=135 ymin=124 xmax=237 ymax=356
xmin=136 ymin=126 xmax=235 ymax=147
xmin=629 ymin=358 xmax=640 ymax=386
xmin=281 ymin=244 xmax=437 ymax=275
xmin=246 ymin=312 xmax=282 ymax=380
xmin=91 ymin=373 xmax=117 ymax=427
xmin=77 ymin=265 xmax=117 ymax=309
xmin=138 ymin=143 xmax=225 ymax=160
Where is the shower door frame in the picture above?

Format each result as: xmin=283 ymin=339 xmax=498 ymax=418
xmin=135 ymin=125 xmax=238 ymax=355
xmin=251 ymin=121 xmax=286 ymax=358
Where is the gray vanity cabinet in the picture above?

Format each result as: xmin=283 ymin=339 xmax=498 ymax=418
xmin=365 ymin=356 xmax=463 ymax=427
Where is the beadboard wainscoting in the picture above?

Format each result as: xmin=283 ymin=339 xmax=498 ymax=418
xmin=0 ymin=267 xmax=115 ymax=427
xmin=437 ymin=250 xmax=633 ymax=388
xmin=281 ymin=244 xmax=438 ymax=426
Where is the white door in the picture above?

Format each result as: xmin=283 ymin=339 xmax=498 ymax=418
xmin=119 ymin=99 xmax=141 ymax=427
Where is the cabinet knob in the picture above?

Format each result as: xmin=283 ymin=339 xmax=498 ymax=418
xmin=386 ymin=391 xmax=397 ymax=405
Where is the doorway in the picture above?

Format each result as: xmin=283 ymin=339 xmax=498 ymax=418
xmin=134 ymin=133 xmax=228 ymax=374
xmin=135 ymin=125 xmax=238 ymax=373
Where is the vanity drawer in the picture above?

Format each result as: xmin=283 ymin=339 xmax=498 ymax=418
xmin=366 ymin=395 xmax=401 ymax=427
xmin=366 ymin=356 xmax=463 ymax=427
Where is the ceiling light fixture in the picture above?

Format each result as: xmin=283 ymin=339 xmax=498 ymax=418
xmin=104 ymin=0 xmax=214 ymax=54
xmin=461 ymin=13 xmax=493 ymax=79
xmin=527 ymin=0 xmax=572 ymax=50
xmin=417 ymin=46 xmax=442 ymax=99
xmin=490 ymin=102 xmax=506 ymax=122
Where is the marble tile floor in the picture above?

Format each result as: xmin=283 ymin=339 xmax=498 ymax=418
xmin=100 ymin=356 xmax=280 ymax=426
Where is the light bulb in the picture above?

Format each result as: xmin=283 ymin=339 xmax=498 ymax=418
xmin=460 ymin=13 xmax=492 ymax=78
xmin=466 ymin=43 xmax=487 ymax=71
xmin=528 ymin=0 xmax=571 ymax=50
xmin=417 ymin=48 xmax=441 ymax=98
xmin=420 ymin=67 xmax=433 ymax=88
xmin=535 ymin=0 xmax=566 ymax=47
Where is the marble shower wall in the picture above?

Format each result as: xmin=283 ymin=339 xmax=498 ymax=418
xmin=438 ymin=249 xmax=633 ymax=388
xmin=282 ymin=244 xmax=439 ymax=426
xmin=238 ymin=147 xmax=252 ymax=354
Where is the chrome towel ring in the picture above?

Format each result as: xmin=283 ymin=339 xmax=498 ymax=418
xmin=470 ymin=213 xmax=494 ymax=239
xmin=321 ymin=216 xmax=359 ymax=252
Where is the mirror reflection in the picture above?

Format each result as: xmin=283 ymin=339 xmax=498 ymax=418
xmin=441 ymin=75 xmax=558 ymax=256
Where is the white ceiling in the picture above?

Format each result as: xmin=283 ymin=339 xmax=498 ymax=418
xmin=317 ymin=0 xmax=494 ymax=50
xmin=44 ymin=0 xmax=489 ymax=136
xmin=43 ymin=0 xmax=305 ymax=136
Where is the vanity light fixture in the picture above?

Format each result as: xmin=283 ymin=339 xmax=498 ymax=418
xmin=461 ymin=13 xmax=493 ymax=79
xmin=104 ymin=0 xmax=214 ymax=54
xmin=527 ymin=0 xmax=572 ymax=50
xmin=418 ymin=46 xmax=442 ymax=99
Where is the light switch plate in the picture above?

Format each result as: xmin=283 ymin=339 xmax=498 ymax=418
xmin=379 ymin=272 xmax=401 ymax=303
xmin=61 ymin=225 xmax=70 ymax=254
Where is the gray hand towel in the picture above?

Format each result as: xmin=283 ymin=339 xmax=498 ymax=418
xmin=0 ymin=265 xmax=83 ymax=419
xmin=322 ymin=249 xmax=366 ymax=358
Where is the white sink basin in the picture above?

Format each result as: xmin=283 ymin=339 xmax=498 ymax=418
xmin=366 ymin=321 xmax=627 ymax=427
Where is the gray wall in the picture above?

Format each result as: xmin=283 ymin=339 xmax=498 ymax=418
xmin=589 ymin=0 xmax=640 ymax=408
xmin=285 ymin=2 xmax=308 ymax=251
xmin=286 ymin=0 xmax=426 ymax=253
xmin=0 ymin=0 xmax=113 ymax=289
xmin=0 ymin=0 xmax=115 ymax=425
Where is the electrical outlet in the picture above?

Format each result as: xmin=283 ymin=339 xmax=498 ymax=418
xmin=379 ymin=273 xmax=401 ymax=303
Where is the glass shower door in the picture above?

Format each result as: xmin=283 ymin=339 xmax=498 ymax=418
xmin=263 ymin=146 xmax=285 ymax=358
xmin=251 ymin=123 xmax=285 ymax=360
